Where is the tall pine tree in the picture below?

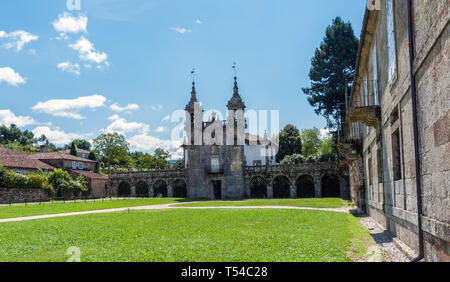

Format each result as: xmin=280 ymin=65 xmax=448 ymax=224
xmin=302 ymin=17 xmax=359 ymax=129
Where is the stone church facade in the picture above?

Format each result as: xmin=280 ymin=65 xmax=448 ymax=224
xmin=340 ymin=0 xmax=449 ymax=261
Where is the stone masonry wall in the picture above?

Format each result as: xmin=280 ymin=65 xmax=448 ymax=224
xmin=0 ymin=187 xmax=49 ymax=204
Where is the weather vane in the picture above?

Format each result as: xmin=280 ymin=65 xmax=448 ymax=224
xmin=232 ymin=62 xmax=237 ymax=77
xmin=191 ymin=67 xmax=196 ymax=83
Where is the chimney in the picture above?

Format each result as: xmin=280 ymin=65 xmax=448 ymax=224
xmin=40 ymin=145 xmax=47 ymax=153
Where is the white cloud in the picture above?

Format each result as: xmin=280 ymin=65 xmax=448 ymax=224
xmin=0 ymin=30 xmax=38 ymax=51
xmin=103 ymin=117 xmax=149 ymax=136
xmin=32 ymin=126 xmax=91 ymax=145
xmin=0 ymin=67 xmax=26 ymax=86
xmin=69 ymin=36 xmax=108 ymax=64
xmin=195 ymin=19 xmax=203 ymax=24
xmin=171 ymin=27 xmax=191 ymax=34
xmin=151 ymin=105 xmax=163 ymax=111
xmin=57 ymin=61 xmax=81 ymax=76
xmin=32 ymin=95 xmax=107 ymax=119
xmin=320 ymin=128 xmax=332 ymax=139
xmin=52 ymin=12 xmax=88 ymax=34
xmin=161 ymin=115 xmax=171 ymax=122
xmin=128 ymin=134 xmax=183 ymax=159
xmin=154 ymin=126 xmax=167 ymax=133
xmin=110 ymin=103 xmax=139 ymax=112
xmin=0 ymin=109 xmax=36 ymax=127
xmin=108 ymin=114 xmax=120 ymax=121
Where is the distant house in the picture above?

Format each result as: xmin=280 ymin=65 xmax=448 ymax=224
xmin=29 ymin=151 xmax=98 ymax=172
xmin=244 ymin=133 xmax=276 ymax=166
xmin=63 ymin=148 xmax=93 ymax=160
xmin=0 ymin=147 xmax=55 ymax=174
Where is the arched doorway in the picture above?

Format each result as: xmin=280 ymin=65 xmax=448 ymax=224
xmin=136 ymin=181 xmax=149 ymax=197
xmin=153 ymin=180 xmax=168 ymax=197
xmin=322 ymin=174 xmax=340 ymax=197
xmin=173 ymin=179 xmax=187 ymax=198
xmin=250 ymin=177 xmax=267 ymax=198
xmin=272 ymin=175 xmax=290 ymax=199
xmin=296 ymin=175 xmax=315 ymax=198
xmin=118 ymin=182 xmax=131 ymax=197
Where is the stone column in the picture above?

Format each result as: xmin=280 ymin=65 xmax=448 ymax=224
xmin=149 ymin=184 xmax=154 ymax=197
xmin=266 ymin=185 xmax=274 ymax=199
xmin=131 ymin=184 xmax=136 ymax=197
xmin=290 ymin=180 xmax=297 ymax=198
xmin=167 ymin=183 xmax=174 ymax=198
xmin=313 ymin=175 xmax=322 ymax=198
xmin=339 ymin=177 xmax=348 ymax=200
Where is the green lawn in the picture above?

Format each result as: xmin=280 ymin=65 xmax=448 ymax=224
xmin=178 ymin=198 xmax=352 ymax=208
xmin=0 ymin=198 xmax=188 ymax=219
xmin=0 ymin=209 xmax=373 ymax=262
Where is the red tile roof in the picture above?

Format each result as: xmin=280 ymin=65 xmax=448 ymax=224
xmin=63 ymin=149 xmax=91 ymax=155
xmin=0 ymin=147 xmax=55 ymax=170
xmin=69 ymin=170 xmax=107 ymax=180
xmin=29 ymin=151 xmax=97 ymax=163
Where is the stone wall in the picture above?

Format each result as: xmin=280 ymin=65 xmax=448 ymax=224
xmin=0 ymin=187 xmax=49 ymax=204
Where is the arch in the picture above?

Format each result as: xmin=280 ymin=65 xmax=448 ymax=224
xmin=153 ymin=180 xmax=168 ymax=197
xmin=272 ymin=175 xmax=290 ymax=199
xmin=136 ymin=181 xmax=149 ymax=197
xmin=118 ymin=181 xmax=131 ymax=197
xmin=250 ymin=176 xmax=267 ymax=198
xmin=322 ymin=173 xmax=340 ymax=197
xmin=173 ymin=179 xmax=187 ymax=198
xmin=296 ymin=175 xmax=315 ymax=198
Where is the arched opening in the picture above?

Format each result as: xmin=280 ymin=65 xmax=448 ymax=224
xmin=136 ymin=181 xmax=149 ymax=197
xmin=272 ymin=175 xmax=290 ymax=199
xmin=153 ymin=180 xmax=168 ymax=197
xmin=322 ymin=174 xmax=340 ymax=197
xmin=118 ymin=182 xmax=131 ymax=197
xmin=250 ymin=177 xmax=267 ymax=198
xmin=173 ymin=179 xmax=187 ymax=198
xmin=296 ymin=175 xmax=315 ymax=198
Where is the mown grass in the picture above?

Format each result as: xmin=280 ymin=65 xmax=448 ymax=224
xmin=0 ymin=198 xmax=188 ymax=219
xmin=178 ymin=198 xmax=352 ymax=208
xmin=0 ymin=209 xmax=373 ymax=262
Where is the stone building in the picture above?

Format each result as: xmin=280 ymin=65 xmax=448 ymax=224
xmin=340 ymin=0 xmax=449 ymax=261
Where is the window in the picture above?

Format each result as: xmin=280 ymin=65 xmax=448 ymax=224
xmin=211 ymin=156 xmax=219 ymax=173
xmin=372 ymin=42 xmax=379 ymax=104
xmin=392 ymin=129 xmax=402 ymax=181
xmin=386 ymin=0 xmax=397 ymax=83
xmin=78 ymin=162 xmax=84 ymax=170
xmin=72 ymin=161 xmax=77 ymax=169
xmin=368 ymin=156 xmax=373 ymax=186
xmin=377 ymin=147 xmax=383 ymax=184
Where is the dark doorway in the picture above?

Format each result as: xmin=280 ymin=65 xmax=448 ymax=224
xmin=173 ymin=180 xmax=187 ymax=198
xmin=154 ymin=180 xmax=168 ymax=197
xmin=250 ymin=177 xmax=267 ymax=198
xmin=136 ymin=181 xmax=149 ymax=197
xmin=322 ymin=174 xmax=340 ymax=197
xmin=118 ymin=182 xmax=131 ymax=197
xmin=212 ymin=181 xmax=222 ymax=200
xmin=296 ymin=175 xmax=315 ymax=198
xmin=273 ymin=176 xmax=290 ymax=198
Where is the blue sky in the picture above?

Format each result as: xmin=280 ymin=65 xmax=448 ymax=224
xmin=0 ymin=0 xmax=366 ymax=158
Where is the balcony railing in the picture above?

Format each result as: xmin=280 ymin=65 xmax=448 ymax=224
xmin=347 ymin=79 xmax=381 ymax=128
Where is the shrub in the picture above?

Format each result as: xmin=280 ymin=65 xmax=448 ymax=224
xmin=27 ymin=174 xmax=46 ymax=189
xmin=4 ymin=170 xmax=29 ymax=189
xmin=47 ymin=169 xmax=72 ymax=190
xmin=0 ymin=164 xmax=6 ymax=186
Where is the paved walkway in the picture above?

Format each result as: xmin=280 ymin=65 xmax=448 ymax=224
xmin=0 ymin=202 xmax=352 ymax=223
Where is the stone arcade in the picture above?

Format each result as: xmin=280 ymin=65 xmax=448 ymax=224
xmin=109 ymin=77 xmax=350 ymax=200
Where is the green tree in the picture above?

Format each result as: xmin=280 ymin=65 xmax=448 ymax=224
xmin=0 ymin=164 xmax=6 ymax=186
xmin=154 ymin=148 xmax=171 ymax=169
xmin=302 ymin=17 xmax=359 ymax=128
xmin=301 ymin=128 xmax=322 ymax=158
xmin=70 ymin=142 xmax=78 ymax=156
xmin=275 ymin=124 xmax=303 ymax=163
xmin=72 ymin=139 xmax=91 ymax=151
xmin=92 ymin=133 xmax=130 ymax=174
xmin=88 ymin=151 xmax=97 ymax=161
xmin=173 ymin=158 xmax=185 ymax=170
xmin=137 ymin=154 xmax=155 ymax=170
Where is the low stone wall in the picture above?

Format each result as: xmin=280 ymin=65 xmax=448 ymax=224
xmin=0 ymin=187 xmax=49 ymax=204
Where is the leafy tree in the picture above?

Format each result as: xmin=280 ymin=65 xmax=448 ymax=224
xmin=70 ymin=142 xmax=78 ymax=156
xmin=302 ymin=17 xmax=359 ymax=128
xmin=154 ymin=148 xmax=171 ymax=169
xmin=88 ymin=151 xmax=97 ymax=161
xmin=173 ymin=158 xmax=185 ymax=170
xmin=301 ymin=128 xmax=322 ymax=158
xmin=137 ymin=154 xmax=155 ymax=170
xmin=280 ymin=154 xmax=307 ymax=166
xmin=275 ymin=124 xmax=302 ymax=163
xmin=0 ymin=164 xmax=6 ymax=186
xmin=92 ymin=133 xmax=130 ymax=174
xmin=72 ymin=139 xmax=91 ymax=151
